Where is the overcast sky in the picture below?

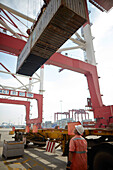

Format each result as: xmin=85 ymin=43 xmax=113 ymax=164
xmin=0 ymin=0 xmax=113 ymax=124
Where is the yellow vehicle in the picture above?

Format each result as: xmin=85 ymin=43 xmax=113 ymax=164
xmin=13 ymin=122 xmax=113 ymax=170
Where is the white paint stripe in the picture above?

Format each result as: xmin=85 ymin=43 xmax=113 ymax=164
xmin=50 ymin=142 xmax=53 ymax=152
xmin=28 ymin=153 xmax=38 ymax=158
xmin=48 ymin=142 xmax=51 ymax=151
xmin=36 ymin=157 xmax=50 ymax=164
xmin=26 ymin=162 xmax=32 ymax=168
xmin=55 ymin=156 xmax=67 ymax=162
xmin=24 ymin=150 xmax=30 ymax=153
xmin=48 ymin=164 xmax=57 ymax=168
xmin=36 ymin=157 xmax=57 ymax=168
xmin=44 ymin=152 xmax=55 ymax=155
xmin=46 ymin=141 xmax=49 ymax=151
xmin=25 ymin=149 xmax=56 ymax=167
xmin=51 ymin=142 xmax=55 ymax=153
xmin=25 ymin=150 xmax=39 ymax=158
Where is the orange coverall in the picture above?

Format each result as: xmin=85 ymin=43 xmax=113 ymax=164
xmin=69 ymin=134 xmax=87 ymax=170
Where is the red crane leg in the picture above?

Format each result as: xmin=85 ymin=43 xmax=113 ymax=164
xmin=0 ymin=89 xmax=43 ymax=127
xmin=0 ymin=98 xmax=30 ymax=122
xmin=46 ymin=53 xmax=103 ymax=109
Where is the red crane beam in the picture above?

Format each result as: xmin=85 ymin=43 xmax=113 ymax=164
xmin=89 ymin=0 xmax=113 ymax=11
xmin=0 ymin=98 xmax=30 ymax=122
xmin=0 ymin=32 xmax=26 ymax=56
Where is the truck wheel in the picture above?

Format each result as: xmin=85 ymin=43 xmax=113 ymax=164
xmin=93 ymin=151 xmax=113 ymax=170
xmin=24 ymin=141 xmax=29 ymax=148
xmin=62 ymin=141 xmax=69 ymax=156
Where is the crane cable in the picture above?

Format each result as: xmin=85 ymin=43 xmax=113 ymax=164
xmin=27 ymin=0 xmax=30 ymax=28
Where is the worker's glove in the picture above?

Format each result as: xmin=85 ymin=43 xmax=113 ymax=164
xmin=66 ymin=161 xmax=72 ymax=169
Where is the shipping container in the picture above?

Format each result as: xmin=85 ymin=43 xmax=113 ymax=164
xmin=16 ymin=0 xmax=87 ymax=76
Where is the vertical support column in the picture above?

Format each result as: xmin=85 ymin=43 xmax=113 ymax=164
xmin=81 ymin=113 xmax=83 ymax=122
xmin=85 ymin=112 xmax=86 ymax=120
xmin=39 ymin=65 xmax=44 ymax=95
xmin=39 ymin=65 xmax=44 ymax=125
xmin=26 ymin=103 xmax=30 ymax=123
xmin=72 ymin=110 xmax=74 ymax=120
xmin=69 ymin=111 xmax=70 ymax=121
xmin=82 ymin=0 xmax=96 ymax=65
xmin=75 ymin=113 xmax=76 ymax=122
xmin=57 ymin=113 xmax=58 ymax=121
xmin=54 ymin=113 xmax=56 ymax=122
xmin=28 ymin=77 xmax=32 ymax=120
xmin=77 ymin=113 xmax=79 ymax=122
xmin=88 ymin=112 xmax=89 ymax=120
xmin=29 ymin=77 xmax=32 ymax=92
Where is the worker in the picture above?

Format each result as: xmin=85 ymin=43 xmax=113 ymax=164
xmin=66 ymin=125 xmax=87 ymax=170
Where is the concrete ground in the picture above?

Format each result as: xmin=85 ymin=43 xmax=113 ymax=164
xmin=0 ymin=128 xmax=67 ymax=170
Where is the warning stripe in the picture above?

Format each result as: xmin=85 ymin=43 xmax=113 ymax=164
xmin=47 ymin=141 xmax=52 ymax=152
xmin=51 ymin=142 xmax=55 ymax=152
xmin=46 ymin=141 xmax=49 ymax=152
xmin=46 ymin=141 xmax=55 ymax=153
xmin=47 ymin=141 xmax=51 ymax=152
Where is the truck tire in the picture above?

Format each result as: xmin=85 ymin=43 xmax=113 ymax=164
xmin=62 ymin=141 xmax=69 ymax=156
xmin=24 ymin=141 xmax=29 ymax=148
xmin=93 ymin=150 xmax=113 ymax=170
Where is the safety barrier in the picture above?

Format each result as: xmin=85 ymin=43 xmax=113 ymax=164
xmin=46 ymin=141 xmax=55 ymax=153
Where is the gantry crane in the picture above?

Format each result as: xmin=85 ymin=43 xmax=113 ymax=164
xmin=0 ymin=1 xmax=113 ymax=169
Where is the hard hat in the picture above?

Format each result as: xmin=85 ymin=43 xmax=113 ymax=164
xmin=75 ymin=125 xmax=84 ymax=135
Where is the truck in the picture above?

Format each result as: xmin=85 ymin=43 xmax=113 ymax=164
xmin=13 ymin=121 xmax=113 ymax=170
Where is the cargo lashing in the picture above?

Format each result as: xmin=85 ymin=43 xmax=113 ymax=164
xmin=16 ymin=0 xmax=87 ymax=76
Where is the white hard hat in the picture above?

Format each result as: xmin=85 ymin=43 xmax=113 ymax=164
xmin=75 ymin=125 xmax=84 ymax=135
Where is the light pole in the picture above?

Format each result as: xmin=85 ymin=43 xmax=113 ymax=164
xmin=60 ymin=100 xmax=62 ymax=128
xmin=60 ymin=100 xmax=62 ymax=112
